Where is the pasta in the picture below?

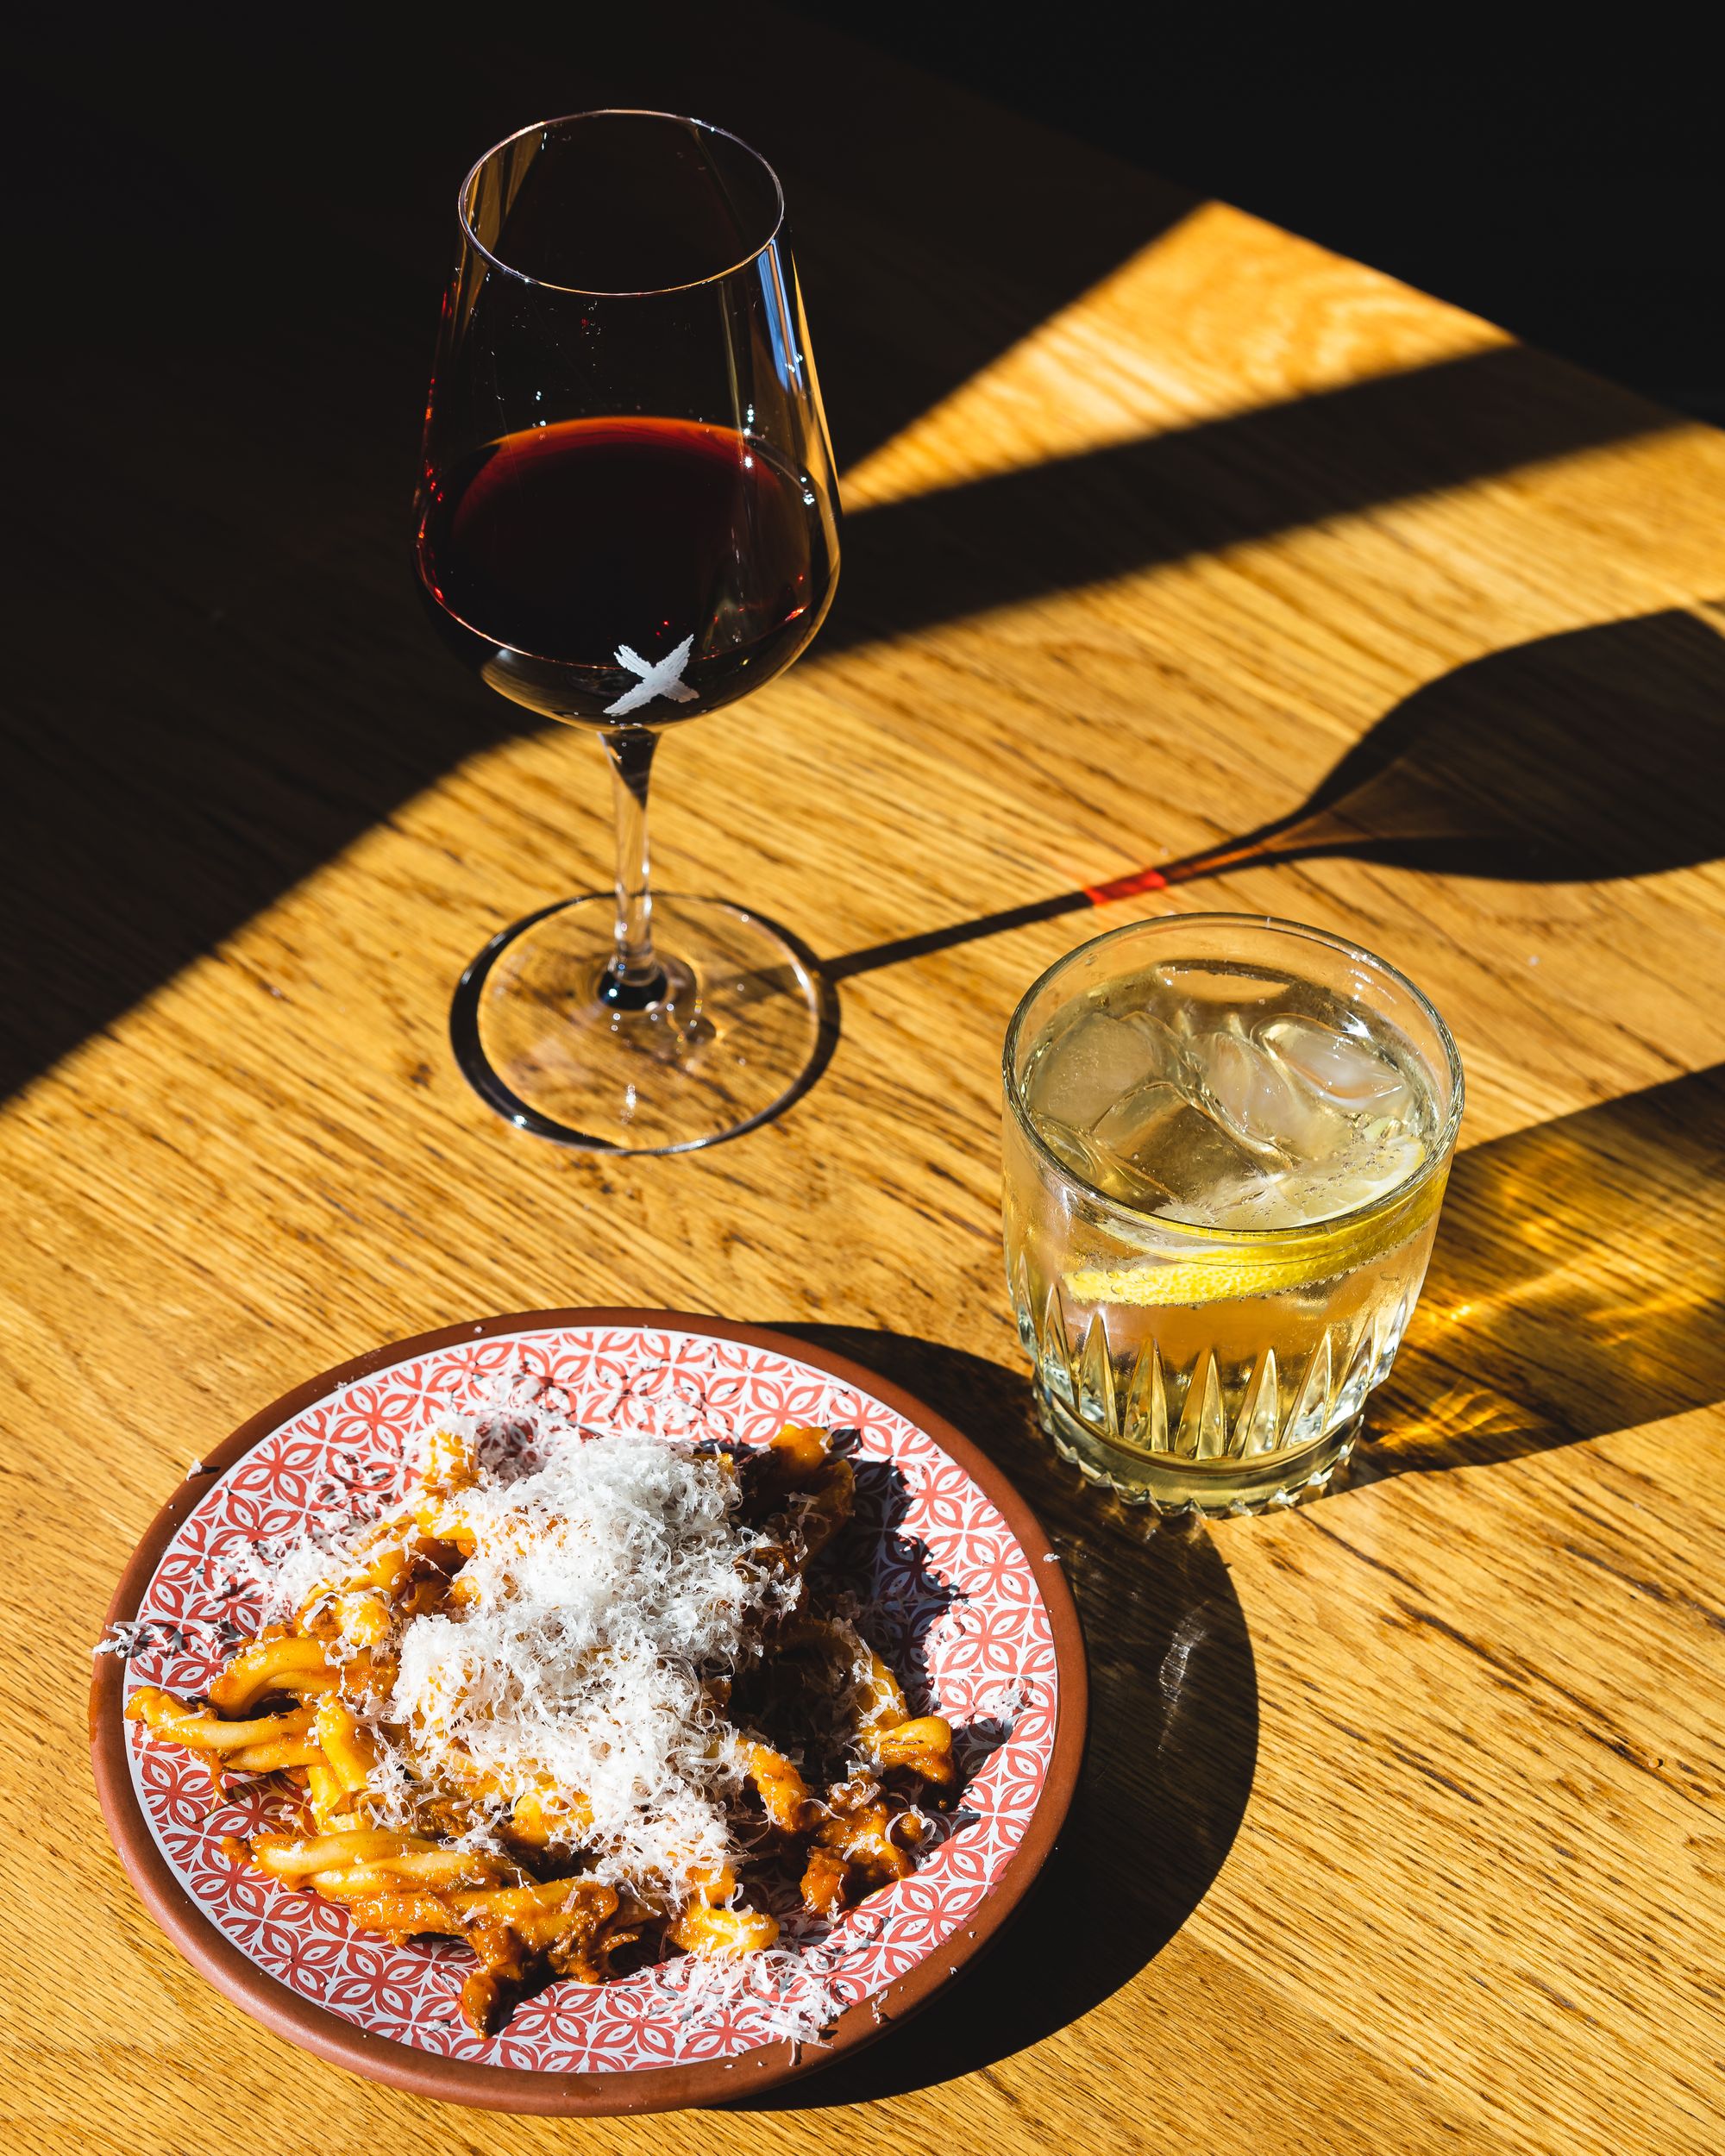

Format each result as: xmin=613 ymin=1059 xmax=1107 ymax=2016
xmin=127 ymin=1413 xmax=955 ymax=2034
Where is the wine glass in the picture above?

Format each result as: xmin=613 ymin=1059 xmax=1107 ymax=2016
xmin=415 ymin=111 xmax=841 ymax=1152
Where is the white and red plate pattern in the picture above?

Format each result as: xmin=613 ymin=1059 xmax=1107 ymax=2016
xmin=105 ymin=1319 xmax=1072 ymax=2092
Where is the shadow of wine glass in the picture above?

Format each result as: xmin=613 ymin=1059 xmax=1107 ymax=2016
xmin=739 ymin=1325 xmax=1258 ymax=2107
xmin=831 ymin=604 xmax=1725 ymax=980
xmin=1215 ymin=603 xmax=1725 ymax=887
xmin=1358 ymin=1062 xmax=1725 ymax=1480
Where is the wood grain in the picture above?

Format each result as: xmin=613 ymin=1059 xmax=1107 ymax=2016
xmin=7 ymin=12 xmax=1725 ymax=2153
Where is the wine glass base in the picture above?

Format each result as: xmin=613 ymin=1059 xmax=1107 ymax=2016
xmin=449 ymin=893 xmax=834 ymax=1154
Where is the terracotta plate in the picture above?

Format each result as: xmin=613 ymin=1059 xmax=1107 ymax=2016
xmin=90 ymin=1310 xmax=1087 ymax=2114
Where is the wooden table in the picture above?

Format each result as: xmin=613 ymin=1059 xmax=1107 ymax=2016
xmin=9 ymin=16 xmax=1725 ymax=2153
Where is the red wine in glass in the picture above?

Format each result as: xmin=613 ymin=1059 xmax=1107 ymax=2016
xmin=414 ymin=111 xmax=841 ymax=1154
xmin=417 ymin=415 xmax=833 ymax=724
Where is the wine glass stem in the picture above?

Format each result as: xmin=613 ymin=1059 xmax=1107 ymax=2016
xmin=599 ymin=725 xmax=668 ymax=1007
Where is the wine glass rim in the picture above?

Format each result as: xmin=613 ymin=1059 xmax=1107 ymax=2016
xmin=458 ymin=109 xmax=787 ymax=297
xmin=1001 ymin=909 xmax=1466 ymax=1244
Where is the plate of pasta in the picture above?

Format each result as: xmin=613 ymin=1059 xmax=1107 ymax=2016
xmin=91 ymin=1310 xmax=1084 ymax=2113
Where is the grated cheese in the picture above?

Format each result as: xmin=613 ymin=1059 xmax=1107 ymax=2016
xmin=240 ymin=1510 xmax=376 ymax=1622
xmin=383 ymin=1416 xmax=800 ymax=1898
xmin=645 ymin=1921 xmax=884 ymax=2045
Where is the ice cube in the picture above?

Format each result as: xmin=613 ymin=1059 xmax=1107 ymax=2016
xmin=1187 ymin=1169 xmax=1306 ymax=1232
xmin=1031 ymin=1112 xmax=1176 ymax=1211
xmin=1124 ymin=1006 xmax=1198 ymax=1075
xmin=1093 ymin=1079 xmax=1267 ymax=1216
xmin=1191 ymin=1030 xmax=1339 ymax=1163
xmin=1258 ymin=1014 xmax=1414 ymax=1119
xmin=1029 ymin=1005 xmax=1195 ymax=1128
xmin=1206 ymin=1119 xmax=1427 ymax=1229
xmin=1025 ymin=1010 xmax=1164 ymax=1133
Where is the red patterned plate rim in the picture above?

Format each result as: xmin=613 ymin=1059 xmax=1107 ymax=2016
xmin=89 ymin=1308 xmax=1088 ymax=2115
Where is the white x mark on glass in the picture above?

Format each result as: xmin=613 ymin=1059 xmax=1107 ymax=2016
xmin=603 ymin=636 xmax=699 ymax=718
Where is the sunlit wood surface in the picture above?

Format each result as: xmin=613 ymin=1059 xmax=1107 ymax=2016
xmin=9 ymin=16 xmax=1725 ymax=2154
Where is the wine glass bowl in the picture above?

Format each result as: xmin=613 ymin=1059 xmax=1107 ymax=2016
xmin=415 ymin=112 xmax=840 ymax=1152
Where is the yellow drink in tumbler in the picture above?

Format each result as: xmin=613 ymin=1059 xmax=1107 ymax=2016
xmin=1002 ymin=916 xmax=1463 ymax=1514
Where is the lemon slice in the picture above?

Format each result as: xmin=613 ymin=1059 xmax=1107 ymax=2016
xmin=1065 ymin=1175 xmax=1443 ymax=1308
